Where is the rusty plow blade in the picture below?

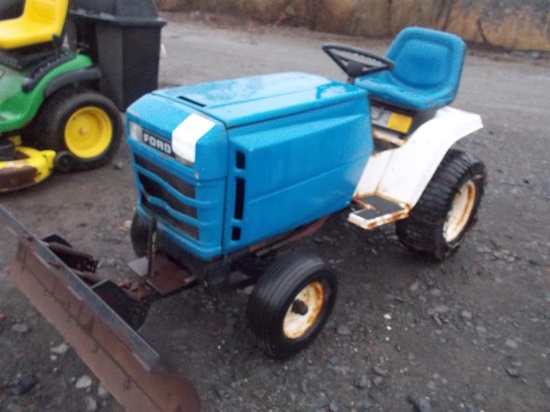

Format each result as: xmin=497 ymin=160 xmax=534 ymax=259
xmin=0 ymin=206 xmax=200 ymax=412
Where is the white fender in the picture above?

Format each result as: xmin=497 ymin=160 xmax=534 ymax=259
xmin=355 ymin=106 xmax=483 ymax=207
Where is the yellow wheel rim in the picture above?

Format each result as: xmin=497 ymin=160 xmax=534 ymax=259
xmin=443 ymin=180 xmax=477 ymax=243
xmin=283 ymin=281 xmax=325 ymax=340
xmin=64 ymin=106 xmax=112 ymax=159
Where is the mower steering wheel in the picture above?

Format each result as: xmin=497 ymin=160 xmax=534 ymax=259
xmin=323 ymin=44 xmax=394 ymax=83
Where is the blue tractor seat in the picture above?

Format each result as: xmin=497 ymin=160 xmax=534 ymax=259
xmin=355 ymin=27 xmax=466 ymax=111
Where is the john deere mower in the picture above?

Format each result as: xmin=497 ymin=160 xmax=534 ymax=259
xmin=0 ymin=0 xmax=165 ymax=192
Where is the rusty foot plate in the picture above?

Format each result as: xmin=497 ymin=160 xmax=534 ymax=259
xmin=0 ymin=206 xmax=201 ymax=412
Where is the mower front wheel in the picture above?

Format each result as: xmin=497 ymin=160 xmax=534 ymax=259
xmin=35 ymin=87 xmax=122 ymax=171
xmin=247 ymin=252 xmax=337 ymax=359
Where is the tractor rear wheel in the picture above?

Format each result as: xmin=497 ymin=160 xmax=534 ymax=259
xmin=34 ymin=86 xmax=122 ymax=170
xmin=396 ymin=149 xmax=486 ymax=260
xmin=247 ymin=251 xmax=337 ymax=359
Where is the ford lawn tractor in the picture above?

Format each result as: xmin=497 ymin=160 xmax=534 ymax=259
xmin=0 ymin=0 xmax=165 ymax=192
xmin=1 ymin=27 xmax=487 ymax=411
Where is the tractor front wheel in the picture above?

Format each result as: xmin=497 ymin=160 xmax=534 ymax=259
xmin=395 ymin=149 xmax=486 ymax=260
xmin=130 ymin=212 xmax=150 ymax=258
xmin=35 ymin=87 xmax=122 ymax=170
xmin=247 ymin=252 xmax=337 ymax=359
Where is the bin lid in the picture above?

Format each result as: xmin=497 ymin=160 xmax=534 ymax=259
xmin=72 ymin=0 xmax=161 ymax=19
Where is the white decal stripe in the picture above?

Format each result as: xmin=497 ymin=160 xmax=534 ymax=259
xmin=171 ymin=114 xmax=216 ymax=163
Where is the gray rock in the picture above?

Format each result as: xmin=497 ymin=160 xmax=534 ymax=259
xmin=242 ymin=285 xmax=254 ymax=295
xmin=355 ymin=399 xmax=374 ymax=410
xmin=328 ymin=399 xmax=339 ymax=412
xmin=372 ymin=376 xmax=384 ymax=386
xmin=11 ymin=323 xmax=29 ymax=333
xmin=50 ymin=343 xmax=70 ymax=355
xmin=372 ymin=366 xmax=389 ymax=377
xmin=460 ymin=310 xmax=473 ymax=321
xmin=336 ymin=325 xmax=351 ymax=336
xmin=75 ymin=375 xmax=93 ymax=389
xmin=545 ymin=378 xmax=550 ymax=389
xmin=506 ymin=368 xmax=520 ymax=378
xmin=407 ymin=352 xmax=419 ymax=366
xmin=474 ymin=393 xmax=486 ymax=403
xmin=476 ymin=325 xmax=487 ymax=334
xmin=84 ymin=396 xmax=98 ymax=412
xmin=408 ymin=395 xmax=432 ymax=412
xmin=97 ymin=383 xmax=111 ymax=399
xmin=355 ymin=375 xmax=370 ymax=389
xmin=434 ymin=305 xmax=450 ymax=314
xmin=429 ymin=288 xmax=441 ymax=297
xmin=505 ymin=338 xmax=518 ymax=349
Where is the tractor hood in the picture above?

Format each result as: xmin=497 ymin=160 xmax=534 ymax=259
xmin=154 ymin=72 xmax=366 ymax=128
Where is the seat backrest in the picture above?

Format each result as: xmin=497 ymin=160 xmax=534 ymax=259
xmin=23 ymin=0 xmax=69 ymax=35
xmin=386 ymin=27 xmax=465 ymax=93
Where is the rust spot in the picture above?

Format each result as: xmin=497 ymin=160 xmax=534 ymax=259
xmin=0 ymin=165 xmax=38 ymax=192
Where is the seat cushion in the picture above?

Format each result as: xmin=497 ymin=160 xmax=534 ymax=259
xmin=0 ymin=0 xmax=68 ymax=49
xmin=355 ymin=27 xmax=466 ymax=111
xmin=356 ymin=72 xmax=457 ymax=110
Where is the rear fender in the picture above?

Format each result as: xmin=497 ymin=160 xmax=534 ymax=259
xmin=43 ymin=67 xmax=101 ymax=98
xmin=354 ymin=106 xmax=483 ymax=206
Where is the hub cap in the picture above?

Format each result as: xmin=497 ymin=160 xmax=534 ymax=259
xmin=283 ymin=281 xmax=325 ymax=339
xmin=443 ymin=180 xmax=477 ymax=242
xmin=64 ymin=106 xmax=112 ymax=159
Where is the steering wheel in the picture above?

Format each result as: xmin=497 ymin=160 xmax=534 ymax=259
xmin=322 ymin=44 xmax=394 ymax=83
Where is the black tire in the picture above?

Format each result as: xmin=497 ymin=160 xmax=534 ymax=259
xmin=396 ymin=149 xmax=486 ymax=260
xmin=130 ymin=212 xmax=149 ymax=258
xmin=32 ymin=86 xmax=122 ymax=171
xmin=247 ymin=251 xmax=337 ymax=359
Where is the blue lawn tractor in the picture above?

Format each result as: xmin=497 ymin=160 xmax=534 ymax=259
xmin=126 ymin=27 xmax=486 ymax=358
xmin=0 ymin=27 xmax=487 ymax=411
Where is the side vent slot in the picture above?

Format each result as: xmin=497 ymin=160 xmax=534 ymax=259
xmin=232 ymin=152 xmax=246 ymax=241
xmin=231 ymin=227 xmax=241 ymax=241
xmin=234 ymin=178 xmax=245 ymax=220
xmin=236 ymin=151 xmax=246 ymax=169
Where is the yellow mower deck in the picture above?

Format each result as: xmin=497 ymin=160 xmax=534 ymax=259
xmin=0 ymin=145 xmax=55 ymax=192
xmin=0 ymin=206 xmax=201 ymax=412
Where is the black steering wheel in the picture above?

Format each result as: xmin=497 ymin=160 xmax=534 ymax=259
xmin=322 ymin=44 xmax=394 ymax=83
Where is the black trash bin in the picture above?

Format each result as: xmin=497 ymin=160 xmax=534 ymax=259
xmin=70 ymin=0 xmax=166 ymax=111
xmin=0 ymin=0 xmax=24 ymax=20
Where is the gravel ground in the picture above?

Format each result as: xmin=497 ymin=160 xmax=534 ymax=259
xmin=0 ymin=12 xmax=549 ymax=412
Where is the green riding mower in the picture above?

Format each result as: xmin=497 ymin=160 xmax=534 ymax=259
xmin=0 ymin=0 xmax=165 ymax=192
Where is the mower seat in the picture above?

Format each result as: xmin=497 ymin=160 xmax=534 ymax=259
xmin=0 ymin=0 xmax=69 ymax=50
xmin=355 ymin=27 xmax=466 ymax=111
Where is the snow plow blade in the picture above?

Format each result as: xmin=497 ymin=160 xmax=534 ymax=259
xmin=0 ymin=206 xmax=200 ymax=412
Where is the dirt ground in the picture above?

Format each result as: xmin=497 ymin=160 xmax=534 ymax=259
xmin=1 ymin=12 xmax=549 ymax=412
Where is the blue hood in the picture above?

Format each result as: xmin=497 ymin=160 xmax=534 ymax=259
xmin=153 ymin=72 xmax=365 ymax=128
